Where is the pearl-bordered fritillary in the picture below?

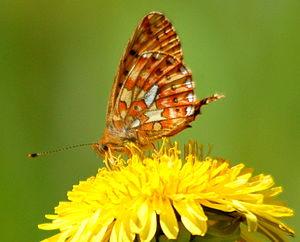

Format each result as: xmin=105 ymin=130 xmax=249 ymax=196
xmin=92 ymin=12 xmax=224 ymax=156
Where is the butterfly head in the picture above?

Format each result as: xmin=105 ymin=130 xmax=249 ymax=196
xmin=92 ymin=128 xmax=130 ymax=156
xmin=91 ymin=143 xmax=109 ymax=156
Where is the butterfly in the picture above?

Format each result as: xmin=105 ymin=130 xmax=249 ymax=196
xmin=91 ymin=12 xmax=224 ymax=157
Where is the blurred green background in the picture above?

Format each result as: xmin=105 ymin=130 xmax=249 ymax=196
xmin=0 ymin=0 xmax=299 ymax=241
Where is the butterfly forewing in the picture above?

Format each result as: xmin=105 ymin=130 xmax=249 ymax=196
xmin=107 ymin=12 xmax=183 ymax=123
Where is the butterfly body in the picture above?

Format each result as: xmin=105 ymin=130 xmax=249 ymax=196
xmin=93 ymin=12 xmax=224 ymax=157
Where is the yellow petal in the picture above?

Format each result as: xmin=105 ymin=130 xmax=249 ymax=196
xmin=251 ymin=203 xmax=294 ymax=217
xmin=210 ymin=161 xmax=229 ymax=178
xmin=136 ymin=200 xmax=149 ymax=230
xmin=121 ymin=214 xmax=136 ymax=242
xmin=110 ymin=220 xmax=121 ymax=242
xmin=91 ymin=216 xmax=114 ymax=242
xmin=262 ymin=186 xmax=282 ymax=198
xmin=232 ymin=200 xmax=257 ymax=232
xmin=159 ymin=199 xmax=179 ymax=239
xmin=111 ymin=217 xmax=135 ymax=242
xmin=70 ymin=218 xmax=88 ymax=241
xmin=139 ymin=209 xmax=157 ymax=242
xmin=200 ymin=199 xmax=234 ymax=212
xmin=173 ymin=200 xmax=207 ymax=236
xmin=128 ymin=198 xmax=147 ymax=233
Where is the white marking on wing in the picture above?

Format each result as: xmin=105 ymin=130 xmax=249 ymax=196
xmin=131 ymin=119 xmax=141 ymax=128
xmin=167 ymin=57 xmax=175 ymax=64
xmin=180 ymin=66 xmax=188 ymax=75
xmin=186 ymin=106 xmax=195 ymax=116
xmin=185 ymin=79 xmax=194 ymax=88
xmin=142 ymin=53 xmax=151 ymax=58
xmin=187 ymin=93 xmax=195 ymax=103
xmin=144 ymin=85 xmax=159 ymax=107
xmin=145 ymin=109 xmax=166 ymax=123
xmin=153 ymin=53 xmax=162 ymax=60
xmin=169 ymin=108 xmax=178 ymax=118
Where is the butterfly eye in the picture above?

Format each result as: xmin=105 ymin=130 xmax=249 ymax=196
xmin=102 ymin=145 xmax=109 ymax=151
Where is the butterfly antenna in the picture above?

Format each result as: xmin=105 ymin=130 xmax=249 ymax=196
xmin=27 ymin=142 xmax=97 ymax=158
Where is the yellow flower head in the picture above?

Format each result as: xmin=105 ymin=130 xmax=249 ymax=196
xmin=39 ymin=140 xmax=294 ymax=241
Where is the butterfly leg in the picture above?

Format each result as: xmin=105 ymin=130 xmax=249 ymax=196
xmin=151 ymin=142 xmax=158 ymax=153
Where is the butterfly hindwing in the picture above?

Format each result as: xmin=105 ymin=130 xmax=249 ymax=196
xmin=111 ymin=51 xmax=199 ymax=144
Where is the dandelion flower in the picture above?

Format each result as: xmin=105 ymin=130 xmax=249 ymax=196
xmin=39 ymin=140 xmax=294 ymax=241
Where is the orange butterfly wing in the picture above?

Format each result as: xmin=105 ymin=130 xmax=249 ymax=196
xmin=111 ymin=51 xmax=198 ymax=146
xmin=106 ymin=12 xmax=183 ymax=123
